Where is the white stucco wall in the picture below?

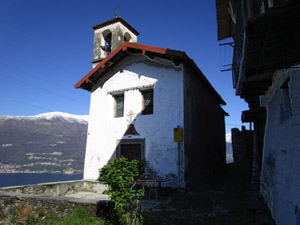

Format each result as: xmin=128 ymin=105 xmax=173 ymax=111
xmin=260 ymin=68 xmax=300 ymax=225
xmin=84 ymin=55 xmax=184 ymax=186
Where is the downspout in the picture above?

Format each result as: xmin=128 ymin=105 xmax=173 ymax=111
xmin=176 ymin=64 xmax=185 ymax=188
xmin=175 ymin=126 xmax=184 ymax=188
xmin=247 ymin=0 xmax=252 ymax=19
xmin=178 ymin=139 xmax=181 ymax=187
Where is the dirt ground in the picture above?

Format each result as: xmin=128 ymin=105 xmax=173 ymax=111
xmin=142 ymin=163 xmax=256 ymax=225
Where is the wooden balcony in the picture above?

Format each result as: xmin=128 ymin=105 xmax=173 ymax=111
xmin=232 ymin=0 xmax=300 ymax=97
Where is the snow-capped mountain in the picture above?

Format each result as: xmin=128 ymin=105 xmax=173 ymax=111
xmin=0 ymin=112 xmax=88 ymax=174
xmin=1 ymin=112 xmax=88 ymax=124
xmin=226 ymin=133 xmax=232 ymax=143
xmin=0 ymin=112 xmax=234 ymax=172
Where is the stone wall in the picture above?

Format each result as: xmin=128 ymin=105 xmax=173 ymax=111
xmin=0 ymin=192 xmax=111 ymax=222
xmin=260 ymin=68 xmax=300 ymax=225
xmin=0 ymin=180 xmax=111 ymax=223
xmin=231 ymin=127 xmax=253 ymax=165
xmin=250 ymin=131 xmax=262 ymax=191
xmin=0 ymin=180 xmax=106 ymax=196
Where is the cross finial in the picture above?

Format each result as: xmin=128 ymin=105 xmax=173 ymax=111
xmin=127 ymin=110 xmax=135 ymax=124
xmin=114 ymin=4 xmax=120 ymax=18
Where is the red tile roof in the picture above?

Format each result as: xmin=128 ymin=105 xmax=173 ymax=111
xmin=74 ymin=42 xmax=186 ymax=89
xmin=74 ymin=42 xmax=226 ymax=105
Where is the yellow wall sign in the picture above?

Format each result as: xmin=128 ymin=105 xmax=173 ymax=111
xmin=174 ymin=127 xmax=183 ymax=142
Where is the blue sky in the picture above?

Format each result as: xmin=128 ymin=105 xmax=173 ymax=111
xmin=0 ymin=0 xmax=249 ymax=133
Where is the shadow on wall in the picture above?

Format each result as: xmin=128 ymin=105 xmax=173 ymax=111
xmin=104 ymin=107 xmax=180 ymax=186
xmin=107 ymin=110 xmax=143 ymax=163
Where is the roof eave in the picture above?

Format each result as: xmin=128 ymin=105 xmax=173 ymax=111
xmin=92 ymin=17 xmax=140 ymax=36
xmin=74 ymin=42 xmax=188 ymax=91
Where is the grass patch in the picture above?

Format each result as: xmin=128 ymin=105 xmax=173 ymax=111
xmin=35 ymin=206 xmax=106 ymax=225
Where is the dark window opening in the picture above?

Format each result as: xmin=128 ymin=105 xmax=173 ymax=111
xmin=280 ymin=78 xmax=293 ymax=123
xmin=142 ymin=89 xmax=154 ymax=115
xmin=114 ymin=94 xmax=124 ymax=118
xmin=120 ymin=143 xmax=142 ymax=161
xmin=124 ymin=32 xmax=131 ymax=42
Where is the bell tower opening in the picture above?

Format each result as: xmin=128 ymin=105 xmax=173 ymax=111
xmin=124 ymin=32 xmax=131 ymax=42
xmin=91 ymin=16 xmax=139 ymax=67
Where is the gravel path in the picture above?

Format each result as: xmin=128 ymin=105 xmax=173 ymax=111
xmin=142 ymin=163 xmax=258 ymax=225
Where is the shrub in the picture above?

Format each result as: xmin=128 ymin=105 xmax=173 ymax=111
xmin=99 ymin=157 xmax=144 ymax=225
xmin=15 ymin=203 xmax=35 ymax=224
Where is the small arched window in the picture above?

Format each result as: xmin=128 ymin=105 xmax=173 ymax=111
xmin=102 ymin=30 xmax=112 ymax=56
xmin=124 ymin=32 xmax=131 ymax=42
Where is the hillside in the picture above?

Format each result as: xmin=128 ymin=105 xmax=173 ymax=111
xmin=0 ymin=112 xmax=88 ymax=174
xmin=0 ymin=112 xmax=233 ymax=173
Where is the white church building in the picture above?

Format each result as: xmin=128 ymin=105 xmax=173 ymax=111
xmin=75 ymin=16 xmax=227 ymax=187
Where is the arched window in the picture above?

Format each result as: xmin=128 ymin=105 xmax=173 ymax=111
xmin=102 ymin=30 xmax=112 ymax=56
xmin=124 ymin=32 xmax=131 ymax=42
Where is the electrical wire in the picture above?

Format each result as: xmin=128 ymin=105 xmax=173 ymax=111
xmin=0 ymin=39 xmax=81 ymax=79
xmin=0 ymin=62 xmax=88 ymax=98
xmin=0 ymin=96 xmax=54 ymax=112
xmin=0 ymin=22 xmax=91 ymax=113
xmin=0 ymin=72 xmax=88 ymax=106
xmin=0 ymin=22 xmax=43 ymax=46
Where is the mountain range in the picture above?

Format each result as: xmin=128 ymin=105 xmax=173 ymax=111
xmin=0 ymin=112 xmax=233 ymax=174
xmin=0 ymin=112 xmax=88 ymax=174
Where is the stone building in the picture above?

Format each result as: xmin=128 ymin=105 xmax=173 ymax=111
xmin=231 ymin=127 xmax=253 ymax=165
xmin=216 ymin=1 xmax=300 ymax=224
xmin=75 ymin=16 xmax=227 ymax=188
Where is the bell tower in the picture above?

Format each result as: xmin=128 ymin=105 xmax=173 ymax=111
xmin=91 ymin=16 xmax=139 ymax=67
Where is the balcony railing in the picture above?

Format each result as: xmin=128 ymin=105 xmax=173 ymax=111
xmin=231 ymin=0 xmax=291 ymax=89
xmin=232 ymin=0 xmax=246 ymax=88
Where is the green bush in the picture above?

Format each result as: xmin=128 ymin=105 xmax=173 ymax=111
xmin=99 ymin=157 xmax=144 ymax=225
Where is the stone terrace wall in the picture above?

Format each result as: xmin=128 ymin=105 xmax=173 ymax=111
xmin=0 ymin=192 xmax=110 ymax=220
xmin=0 ymin=180 xmax=112 ymax=223
xmin=0 ymin=180 xmax=105 ymax=196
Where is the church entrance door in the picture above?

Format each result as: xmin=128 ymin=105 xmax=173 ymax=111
xmin=120 ymin=143 xmax=142 ymax=161
xmin=117 ymin=139 xmax=145 ymax=161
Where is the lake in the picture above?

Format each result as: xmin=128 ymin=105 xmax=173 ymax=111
xmin=0 ymin=173 xmax=83 ymax=188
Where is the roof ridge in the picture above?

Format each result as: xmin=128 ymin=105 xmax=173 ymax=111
xmin=74 ymin=42 xmax=187 ymax=90
xmin=92 ymin=17 xmax=139 ymax=36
